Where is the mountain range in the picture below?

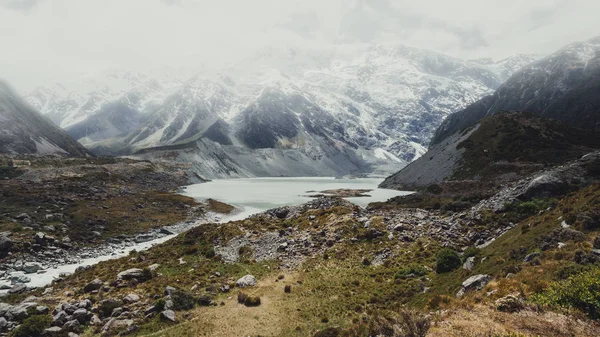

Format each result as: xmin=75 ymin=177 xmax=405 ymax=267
xmin=382 ymin=37 xmax=600 ymax=190
xmin=25 ymin=45 xmax=535 ymax=178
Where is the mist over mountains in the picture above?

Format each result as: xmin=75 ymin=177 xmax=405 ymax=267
xmin=23 ymin=45 xmax=535 ymax=178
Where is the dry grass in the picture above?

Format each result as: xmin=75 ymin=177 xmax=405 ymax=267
xmin=428 ymin=305 xmax=600 ymax=337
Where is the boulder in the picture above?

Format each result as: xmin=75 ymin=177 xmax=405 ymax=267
xmin=72 ymin=308 xmax=90 ymax=324
xmin=456 ymin=274 xmax=492 ymax=297
xmin=462 ymin=257 xmax=475 ymax=270
xmin=116 ymin=268 xmax=150 ymax=281
xmin=521 ymin=174 xmax=568 ymax=199
xmin=10 ymin=272 xmax=31 ymax=284
xmin=236 ymin=275 xmax=257 ymax=288
xmin=0 ymin=303 xmax=12 ymax=317
xmin=98 ymin=298 xmax=123 ymax=318
xmin=8 ymin=302 xmax=38 ymax=321
xmin=101 ymin=318 xmax=134 ymax=336
xmin=0 ymin=236 xmax=13 ymax=254
xmin=83 ymin=279 xmax=103 ymax=293
xmin=160 ymin=310 xmax=176 ymax=322
xmin=52 ymin=311 xmax=70 ymax=327
xmin=123 ymin=294 xmax=140 ymax=304
xmin=22 ymin=262 xmax=43 ymax=274
xmin=63 ymin=319 xmax=82 ymax=333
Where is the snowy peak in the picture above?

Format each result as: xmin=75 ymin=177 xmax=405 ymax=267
xmin=432 ymin=36 xmax=600 ymax=146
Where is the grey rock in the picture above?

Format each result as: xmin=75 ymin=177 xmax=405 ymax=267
xmin=72 ymin=308 xmax=90 ymax=324
xmin=236 ymin=275 xmax=257 ymax=288
xmin=63 ymin=319 xmax=82 ymax=333
xmin=123 ymin=294 xmax=140 ymax=304
xmin=462 ymin=256 xmax=475 ymax=270
xmin=22 ymin=262 xmax=43 ymax=274
xmin=523 ymin=252 xmax=541 ymax=263
xmin=52 ymin=311 xmax=70 ymax=327
xmin=456 ymin=274 xmax=492 ymax=297
xmin=10 ymin=272 xmax=31 ymax=284
xmin=43 ymin=326 xmax=63 ymax=336
xmin=0 ymin=236 xmax=13 ymax=253
xmin=101 ymin=318 xmax=134 ymax=336
xmin=98 ymin=298 xmax=122 ymax=318
xmin=116 ymin=268 xmax=149 ymax=281
xmin=83 ymin=278 xmax=103 ymax=293
xmin=160 ymin=310 xmax=176 ymax=322
xmin=8 ymin=284 xmax=26 ymax=294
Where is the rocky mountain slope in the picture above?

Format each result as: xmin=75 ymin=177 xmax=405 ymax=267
xmin=27 ymin=47 xmax=536 ymax=178
xmin=432 ymin=36 xmax=600 ymax=146
xmin=380 ymin=112 xmax=600 ymax=190
xmin=0 ymin=81 xmax=91 ymax=156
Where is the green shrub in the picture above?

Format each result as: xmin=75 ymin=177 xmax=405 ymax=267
xmin=435 ymin=249 xmax=461 ymax=273
xmin=10 ymin=315 xmax=52 ymax=337
xmin=395 ymin=264 xmax=429 ymax=279
xmin=532 ymin=266 xmax=600 ymax=319
xmin=506 ymin=198 xmax=557 ymax=217
xmin=463 ymin=246 xmax=481 ymax=261
xmin=154 ymin=298 xmax=166 ymax=311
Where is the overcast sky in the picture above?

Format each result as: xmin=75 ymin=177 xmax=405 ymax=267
xmin=1 ymin=0 xmax=599 ymax=92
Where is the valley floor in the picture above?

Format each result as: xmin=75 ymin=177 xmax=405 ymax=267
xmin=2 ymin=154 xmax=600 ymax=337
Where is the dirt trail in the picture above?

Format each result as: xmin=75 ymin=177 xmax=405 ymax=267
xmin=148 ymin=273 xmax=301 ymax=337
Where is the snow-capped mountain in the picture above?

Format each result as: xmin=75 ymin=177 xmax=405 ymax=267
xmin=0 ymin=81 xmax=91 ymax=156
xmin=26 ymin=45 xmax=536 ymax=178
xmin=432 ymin=36 xmax=600 ymax=146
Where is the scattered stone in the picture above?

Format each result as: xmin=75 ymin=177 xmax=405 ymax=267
xmin=22 ymin=261 xmax=43 ymax=273
xmin=123 ymin=294 xmax=140 ymax=304
xmin=72 ymin=308 xmax=90 ymax=324
xmin=52 ymin=311 xmax=70 ymax=327
xmin=284 ymin=285 xmax=292 ymax=293
xmin=219 ymin=285 xmax=230 ymax=293
xmin=456 ymin=274 xmax=492 ymax=297
xmin=101 ymin=318 xmax=134 ymax=336
xmin=236 ymin=275 xmax=257 ymax=288
xmin=98 ymin=298 xmax=123 ymax=318
xmin=10 ymin=272 xmax=31 ymax=285
xmin=8 ymin=284 xmax=26 ymax=294
xmin=160 ymin=310 xmax=176 ymax=322
xmin=148 ymin=264 xmax=160 ymax=271
xmin=63 ymin=319 xmax=82 ymax=333
xmin=117 ymin=268 xmax=150 ymax=281
xmin=83 ymin=279 xmax=103 ymax=293
xmin=462 ymin=256 xmax=475 ymax=270
xmin=43 ymin=326 xmax=63 ymax=336
xmin=0 ymin=236 xmax=13 ymax=254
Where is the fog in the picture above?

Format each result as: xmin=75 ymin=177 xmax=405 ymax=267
xmin=1 ymin=0 xmax=599 ymax=92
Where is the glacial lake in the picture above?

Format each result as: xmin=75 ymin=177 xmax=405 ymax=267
xmin=182 ymin=177 xmax=412 ymax=221
xmin=0 ymin=177 xmax=409 ymax=291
